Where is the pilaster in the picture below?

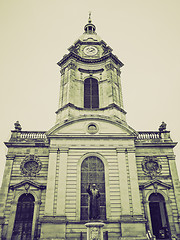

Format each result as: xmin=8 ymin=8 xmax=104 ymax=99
xmin=167 ymin=155 xmax=180 ymax=222
xmin=56 ymin=148 xmax=69 ymax=217
xmin=105 ymin=62 xmax=114 ymax=106
xmin=127 ymin=148 xmax=142 ymax=215
xmin=44 ymin=148 xmax=58 ymax=216
xmin=6 ymin=198 xmax=18 ymax=240
xmin=0 ymin=154 xmax=15 ymax=217
xmin=116 ymin=148 xmax=130 ymax=215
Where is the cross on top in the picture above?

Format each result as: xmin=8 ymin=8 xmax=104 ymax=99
xmin=88 ymin=11 xmax=92 ymax=23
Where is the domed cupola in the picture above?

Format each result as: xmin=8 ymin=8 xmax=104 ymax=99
xmin=78 ymin=13 xmax=102 ymax=42
xmin=84 ymin=12 xmax=96 ymax=34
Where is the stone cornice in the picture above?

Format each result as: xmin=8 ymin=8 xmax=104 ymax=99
xmin=5 ymin=141 xmax=49 ymax=147
xmin=47 ymin=135 xmax=136 ymax=140
xmin=57 ymin=51 xmax=124 ymax=68
xmin=135 ymin=142 xmax=177 ymax=148
xmin=55 ymin=102 xmax=127 ymax=115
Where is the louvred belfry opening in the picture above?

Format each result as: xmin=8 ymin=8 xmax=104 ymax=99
xmin=84 ymin=78 xmax=99 ymax=109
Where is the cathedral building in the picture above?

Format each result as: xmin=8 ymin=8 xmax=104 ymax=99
xmin=0 ymin=16 xmax=180 ymax=240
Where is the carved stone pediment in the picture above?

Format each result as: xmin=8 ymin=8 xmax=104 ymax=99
xmin=139 ymin=179 xmax=172 ymax=190
xmin=9 ymin=180 xmax=46 ymax=190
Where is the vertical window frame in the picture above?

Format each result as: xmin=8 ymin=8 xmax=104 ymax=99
xmin=84 ymin=78 xmax=99 ymax=109
xmin=80 ymin=156 xmax=106 ymax=220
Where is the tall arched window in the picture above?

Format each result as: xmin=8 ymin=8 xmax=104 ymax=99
xmin=81 ymin=156 xmax=106 ymax=220
xmin=149 ymin=193 xmax=170 ymax=239
xmin=12 ymin=194 xmax=35 ymax=240
xmin=84 ymin=78 xmax=99 ymax=108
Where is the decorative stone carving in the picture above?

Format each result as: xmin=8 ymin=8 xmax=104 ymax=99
xmin=24 ymin=183 xmax=30 ymax=192
xmin=142 ymin=156 xmax=162 ymax=178
xmin=85 ymin=222 xmax=105 ymax=240
xmin=153 ymin=182 xmax=158 ymax=193
xmin=60 ymin=68 xmax=65 ymax=75
xmin=68 ymin=61 xmax=76 ymax=70
xmin=105 ymin=63 xmax=114 ymax=71
xmin=90 ymin=227 xmax=100 ymax=240
xmin=20 ymin=155 xmax=42 ymax=177
xmin=116 ymin=68 xmax=121 ymax=76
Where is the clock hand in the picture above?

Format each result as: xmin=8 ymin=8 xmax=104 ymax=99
xmin=88 ymin=48 xmax=95 ymax=52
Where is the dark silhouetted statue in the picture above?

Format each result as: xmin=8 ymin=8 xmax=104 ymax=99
xmin=87 ymin=184 xmax=100 ymax=220
xmin=159 ymin=121 xmax=167 ymax=132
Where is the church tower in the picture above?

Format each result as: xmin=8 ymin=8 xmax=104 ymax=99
xmin=55 ymin=14 xmax=126 ymax=124
xmin=0 ymin=15 xmax=180 ymax=240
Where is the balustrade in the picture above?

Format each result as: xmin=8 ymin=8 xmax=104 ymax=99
xmin=137 ymin=131 xmax=160 ymax=140
xmin=20 ymin=131 xmax=47 ymax=139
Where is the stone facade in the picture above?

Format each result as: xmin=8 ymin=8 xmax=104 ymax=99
xmin=0 ymin=16 xmax=180 ymax=240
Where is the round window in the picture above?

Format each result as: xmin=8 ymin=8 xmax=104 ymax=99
xmin=87 ymin=123 xmax=98 ymax=134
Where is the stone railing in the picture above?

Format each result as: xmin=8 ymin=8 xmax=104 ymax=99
xmin=20 ymin=131 xmax=47 ymax=139
xmin=136 ymin=131 xmax=171 ymax=142
xmin=137 ymin=131 xmax=160 ymax=140
xmin=9 ymin=131 xmax=48 ymax=143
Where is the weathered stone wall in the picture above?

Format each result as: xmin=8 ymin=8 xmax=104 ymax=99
xmin=0 ymin=143 xmax=49 ymax=240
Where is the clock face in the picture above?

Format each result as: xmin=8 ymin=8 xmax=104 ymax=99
xmin=83 ymin=46 xmax=98 ymax=56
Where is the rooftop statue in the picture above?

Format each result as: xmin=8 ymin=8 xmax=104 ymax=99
xmin=159 ymin=121 xmax=167 ymax=132
xmin=14 ymin=121 xmax=22 ymax=131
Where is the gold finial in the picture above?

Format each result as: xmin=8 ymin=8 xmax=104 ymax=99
xmin=88 ymin=11 xmax=92 ymax=23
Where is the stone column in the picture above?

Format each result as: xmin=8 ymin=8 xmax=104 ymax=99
xmin=116 ymin=149 xmax=130 ymax=215
xmin=127 ymin=148 xmax=142 ymax=215
xmin=85 ymin=222 xmax=105 ymax=240
xmin=44 ymin=148 xmax=58 ymax=215
xmin=56 ymin=148 xmax=69 ymax=217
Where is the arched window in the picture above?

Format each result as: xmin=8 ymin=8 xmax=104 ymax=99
xmin=149 ymin=193 xmax=170 ymax=239
xmin=81 ymin=156 xmax=106 ymax=220
xmin=12 ymin=194 xmax=35 ymax=240
xmin=84 ymin=78 xmax=99 ymax=108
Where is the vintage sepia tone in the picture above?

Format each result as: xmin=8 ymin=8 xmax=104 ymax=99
xmin=0 ymin=14 xmax=180 ymax=240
